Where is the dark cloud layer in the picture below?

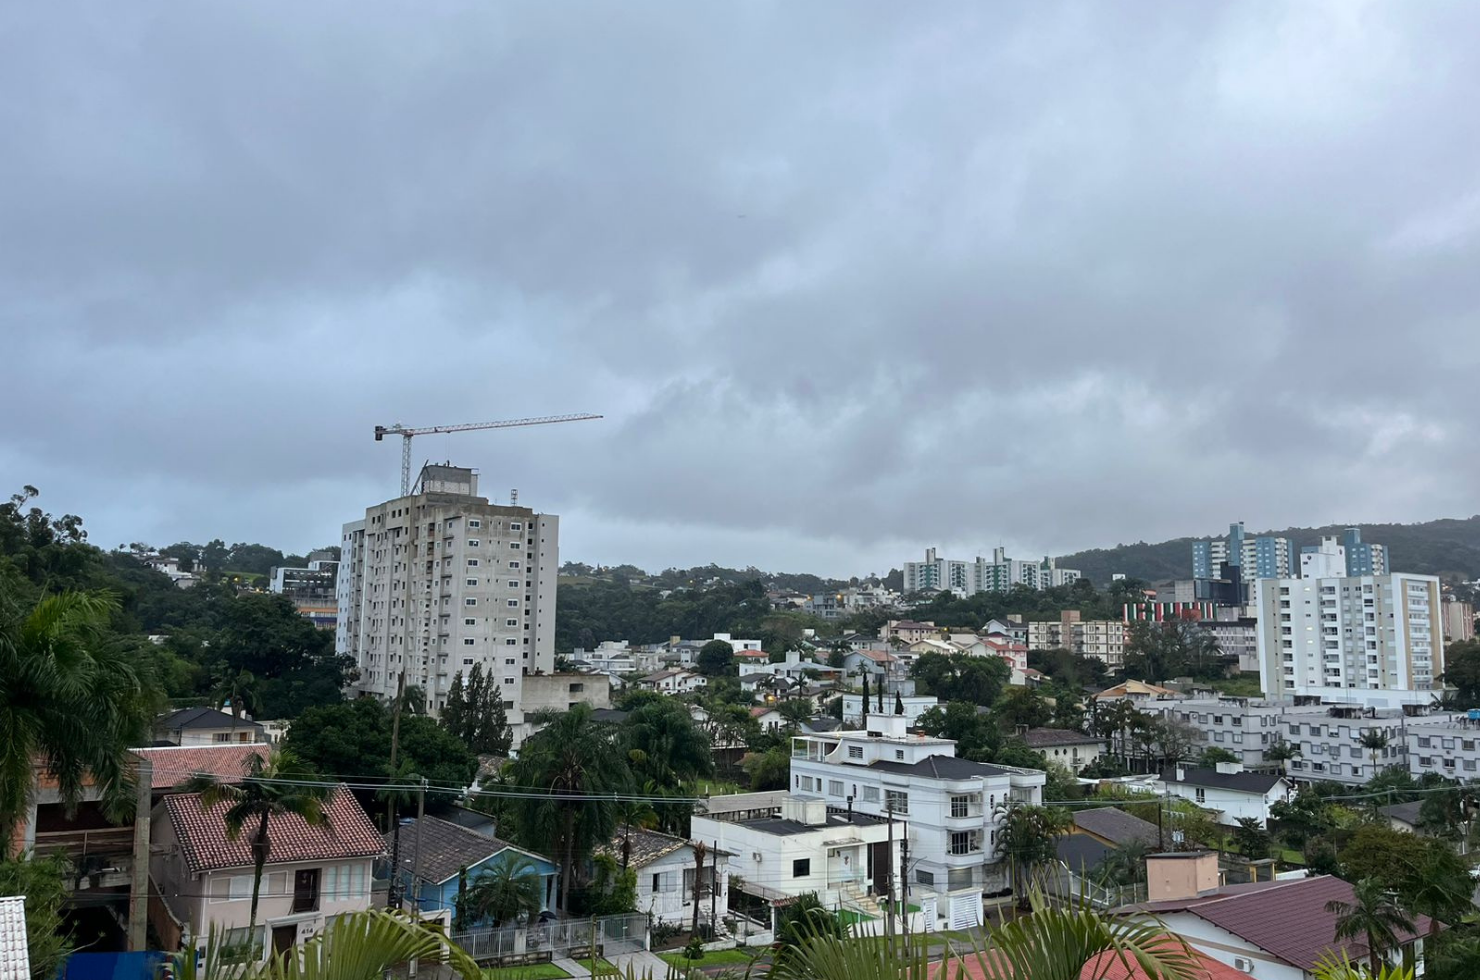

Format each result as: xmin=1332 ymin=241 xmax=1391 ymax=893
xmin=4 ymin=2 xmax=1479 ymax=576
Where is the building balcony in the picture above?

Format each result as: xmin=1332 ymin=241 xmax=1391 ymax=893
xmin=31 ymin=826 xmax=135 ymax=860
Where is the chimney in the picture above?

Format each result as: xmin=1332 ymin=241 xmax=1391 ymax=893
xmin=1146 ymin=851 xmax=1219 ymax=901
xmin=1175 ymin=766 xmax=1186 ymax=782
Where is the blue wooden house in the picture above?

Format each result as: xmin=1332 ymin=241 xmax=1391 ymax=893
xmin=386 ymin=815 xmax=559 ymax=923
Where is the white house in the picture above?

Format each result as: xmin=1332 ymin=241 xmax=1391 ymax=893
xmin=1018 ymin=728 xmax=1106 ymax=774
xmin=692 ymin=794 xmax=901 ymax=919
xmin=1157 ymin=763 xmax=1289 ymax=828
xmin=599 ymin=829 xmax=729 ymax=929
xmin=788 ymin=713 xmax=1046 ymax=929
xmin=637 ymin=669 xmax=708 ymax=694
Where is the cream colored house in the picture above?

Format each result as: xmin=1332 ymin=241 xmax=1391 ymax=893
xmin=151 ymin=785 xmax=383 ymax=960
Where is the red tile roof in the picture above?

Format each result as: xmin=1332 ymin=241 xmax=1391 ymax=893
xmin=132 ymin=745 xmax=269 ymax=790
xmin=164 ymin=784 xmax=383 ymax=873
xmin=932 ymin=939 xmax=1247 ymax=980
xmin=1135 ymin=875 xmax=1431 ymax=973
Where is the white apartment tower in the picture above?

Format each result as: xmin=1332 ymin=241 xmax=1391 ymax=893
xmin=336 ymin=464 xmax=558 ymax=724
xmin=1254 ymin=572 xmax=1443 ymax=697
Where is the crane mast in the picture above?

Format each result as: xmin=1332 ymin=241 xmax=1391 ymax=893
xmin=374 ymin=413 xmax=602 ymax=495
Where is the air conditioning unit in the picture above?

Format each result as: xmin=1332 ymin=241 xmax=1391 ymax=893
xmin=1231 ymin=956 xmax=1255 ymax=973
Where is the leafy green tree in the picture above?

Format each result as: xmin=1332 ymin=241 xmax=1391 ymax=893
xmin=1123 ymin=619 xmax=1221 ymax=681
xmin=1092 ymin=838 xmax=1151 ymax=888
xmin=994 ymin=801 xmax=1072 ymax=910
xmin=911 ymin=652 xmax=1009 ymax=705
xmin=0 ymin=590 xmax=155 ymax=844
xmin=773 ymin=892 xmax=846 ymax=968
xmin=1339 ymin=825 xmax=1431 ymax=889
xmin=915 ymin=702 xmax=1003 ymax=761
xmin=0 ymin=852 xmax=71 ymax=978
xmin=1232 ymin=816 xmax=1272 ymax=860
xmin=441 ymin=665 xmax=513 ymax=756
xmin=696 ymin=639 xmax=736 ymax=676
xmin=181 ymin=751 xmax=330 ymax=952
xmin=586 ymin=852 xmax=638 ymax=915
xmin=742 ymin=745 xmax=790 ymax=790
xmin=505 ymin=704 xmax=632 ymax=913
xmin=777 ymin=698 xmax=814 ymax=730
xmin=1326 ymin=877 xmax=1417 ymax=975
xmin=993 ymin=686 xmax=1053 ymax=731
xmin=458 ymin=855 xmax=545 ymax=926
xmin=1198 ymin=747 xmax=1240 ymax=767
xmin=1441 ymin=638 xmax=1480 ymax=707
xmin=1396 ymin=844 xmax=1472 ymax=939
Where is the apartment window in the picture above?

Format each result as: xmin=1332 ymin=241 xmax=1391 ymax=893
xmin=508 ymin=580 xmax=519 ymax=588
xmin=949 ymin=831 xmax=980 ymax=855
xmin=1418 ymin=737 xmax=1431 ymax=748
xmin=506 ymin=658 xmax=517 ymax=666
xmin=467 ymin=559 xmax=479 ymax=567
xmin=848 ymin=745 xmax=864 ymax=760
xmin=506 ymin=619 xmax=519 ymax=627
xmin=1195 ymin=788 xmax=1206 ymax=804
xmin=292 ymin=868 xmax=321 ymax=914
xmin=466 ymin=578 xmax=477 ymax=586
xmin=916 ymin=870 xmax=935 ymax=886
xmin=468 ymin=520 xmax=481 ymax=529
xmin=951 ymin=795 xmax=972 ymax=818
xmin=828 ymin=780 xmax=845 ymax=797
xmin=463 ymin=638 xmax=475 ymax=646
xmin=569 ymin=682 xmax=584 ymax=692
xmin=462 ymin=658 xmax=474 ymax=666
xmin=464 ymin=618 xmax=476 ymax=626
xmin=505 ymin=638 xmax=517 ymax=646
xmin=465 ymin=598 xmax=477 ymax=606
xmin=509 ymin=561 xmax=521 ymax=569
xmin=510 ymin=522 xmax=523 ymax=531
xmin=862 ymin=786 xmax=880 ymax=802
xmin=886 ymin=790 xmax=908 ymax=814
xmin=507 ymin=599 xmax=519 ymax=607
xmin=793 ymin=859 xmax=810 ymax=878
xmin=467 ymin=539 xmax=480 ymax=547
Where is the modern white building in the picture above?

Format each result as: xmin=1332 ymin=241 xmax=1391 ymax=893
xmin=692 ymin=794 xmax=902 ymax=916
xmin=598 ymin=829 xmax=729 ymax=929
xmin=1404 ymin=713 xmax=1480 ymax=781
xmin=840 ymin=693 xmax=939 ymax=727
xmin=269 ymin=551 xmax=340 ymax=630
xmin=335 ymin=464 xmax=559 ymax=734
xmin=788 ymin=714 xmax=1046 ymax=928
xmin=1254 ymin=572 xmax=1444 ymax=697
xmin=903 ymin=547 xmax=1079 ymax=597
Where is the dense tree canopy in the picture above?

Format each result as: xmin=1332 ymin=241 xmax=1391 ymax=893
xmin=911 ymin=652 xmax=1010 ymax=705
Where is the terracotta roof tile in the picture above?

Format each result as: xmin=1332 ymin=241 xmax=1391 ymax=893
xmin=164 ymin=784 xmax=383 ymax=873
xmin=132 ymin=745 xmax=269 ymax=790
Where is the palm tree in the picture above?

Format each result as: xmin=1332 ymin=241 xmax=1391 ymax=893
xmin=772 ymin=889 xmax=1200 ymax=980
xmin=458 ymin=855 xmax=544 ymax=927
xmin=168 ymin=908 xmax=480 ymax=979
xmin=1397 ymin=846 xmax=1471 ymax=939
xmin=1326 ymin=877 xmax=1417 ymax=975
xmin=1265 ymin=738 xmax=1301 ymax=779
xmin=180 ymin=750 xmax=330 ymax=953
xmin=1313 ymin=950 xmax=1415 ymax=980
xmin=614 ymin=798 xmax=658 ymax=871
xmin=507 ymin=704 xmax=632 ymax=913
xmin=0 ymin=591 xmax=154 ymax=847
xmin=691 ymin=839 xmax=708 ymax=938
xmin=993 ymin=801 xmax=1072 ymax=910
xmin=1359 ymin=729 xmax=1390 ymax=776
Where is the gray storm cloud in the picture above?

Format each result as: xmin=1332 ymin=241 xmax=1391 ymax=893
xmin=3 ymin=1 xmax=1478 ymax=576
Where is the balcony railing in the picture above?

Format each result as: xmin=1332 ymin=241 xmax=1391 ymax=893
xmin=31 ymin=826 xmax=135 ymax=858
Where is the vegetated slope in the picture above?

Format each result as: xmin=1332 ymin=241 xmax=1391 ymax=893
xmin=1058 ymin=516 xmax=1480 ymax=584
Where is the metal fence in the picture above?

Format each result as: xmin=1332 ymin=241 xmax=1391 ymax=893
xmin=451 ymin=913 xmax=650 ymax=964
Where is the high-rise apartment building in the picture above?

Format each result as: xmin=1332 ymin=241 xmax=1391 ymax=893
xmin=335 ymin=464 xmax=559 ymax=730
xmin=1254 ymin=572 xmax=1443 ymax=696
xmin=1192 ymin=523 xmax=1291 ymax=581
xmin=903 ymin=547 xmax=1079 ymax=596
xmin=1340 ymin=527 xmax=1387 ymax=576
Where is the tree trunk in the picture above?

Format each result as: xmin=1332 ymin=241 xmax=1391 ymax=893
xmin=559 ymin=809 xmax=576 ymax=914
xmin=692 ymin=844 xmax=707 ymax=938
xmin=1368 ymin=930 xmax=1381 ymax=976
xmin=249 ymin=809 xmax=271 ymax=955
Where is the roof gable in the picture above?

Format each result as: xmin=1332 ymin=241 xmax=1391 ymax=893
xmin=388 ymin=815 xmax=545 ymax=885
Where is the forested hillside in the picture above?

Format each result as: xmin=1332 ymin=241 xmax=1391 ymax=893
xmin=1058 ymin=516 xmax=1480 ymax=584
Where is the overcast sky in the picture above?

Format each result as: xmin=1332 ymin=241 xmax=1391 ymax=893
xmin=4 ymin=3 xmax=1479 ymax=578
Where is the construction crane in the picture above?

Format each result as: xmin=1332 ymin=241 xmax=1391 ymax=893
xmin=374 ymin=413 xmax=603 ymax=495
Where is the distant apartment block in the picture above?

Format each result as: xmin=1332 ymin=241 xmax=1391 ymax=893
xmin=335 ymin=464 xmax=559 ymax=738
xmin=1026 ymin=611 xmax=1126 ymax=668
xmin=904 ymin=547 xmax=1079 ymax=597
xmin=1192 ymin=522 xmax=1291 ymax=581
xmin=1442 ymin=597 xmax=1475 ymax=644
xmin=1254 ymin=572 xmax=1444 ymax=696
xmin=269 ymin=550 xmax=340 ymax=629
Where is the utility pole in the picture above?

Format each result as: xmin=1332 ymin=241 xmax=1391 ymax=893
xmin=386 ymin=671 xmax=406 ymax=909
xmin=408 ymin=775 xmax=428 ymax=978
xmin=127 ymin=755 xmax=151 ymax=951
xmin=899 ymin=831 xmax=910 ymax=952
xmin=710 ymin=841 xmax=719 ymax=938
xmin=884 ymin=797 xmax=896 ymax=940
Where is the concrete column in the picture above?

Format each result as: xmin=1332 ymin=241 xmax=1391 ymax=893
xmin=128 ymin=757 xmax=152 ymax=951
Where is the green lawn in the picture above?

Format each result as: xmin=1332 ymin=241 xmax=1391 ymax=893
xmin=657 ymin=949 xmax=760 ymax=969
xmin=483 ymin=965 xmax=571 ymax=980
xmin=1209 ymin=675 xmax=1264 ymax=698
